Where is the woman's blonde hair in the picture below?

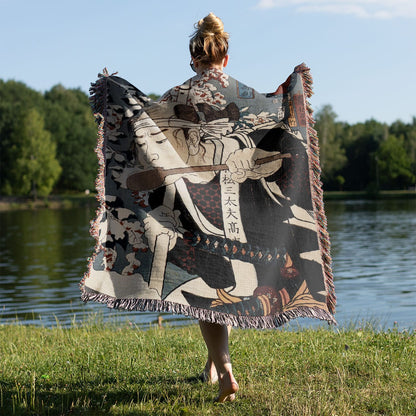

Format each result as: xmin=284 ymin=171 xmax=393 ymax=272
xmin=189 ymin=13 xmax=229 ymax=65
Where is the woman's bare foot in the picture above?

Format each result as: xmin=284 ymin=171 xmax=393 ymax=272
xmin=215 ymin=371 xmax=239 ymax=403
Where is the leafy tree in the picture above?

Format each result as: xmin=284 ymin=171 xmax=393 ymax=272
xmin=0 ymin=103 xmax=20 ymax=194
xmin=376 ymin=135 xmax=415 ymax=189
xmin=148 ymin=93 xmax=161 ymax=101
xmin=0 ymin=79 xmax=44 ymax=109
xmin=389 ymin=118 xmax=416 ymax=180
xmin=9 ymin=108 xmax=61 ymax=197
xmin=341 ymin=119 xmax=388 ymax=191
xmin=314 ymin=105 xmax=347 ymax=188
xmin=0 ymin=80 xmax=46 ymax=194
xmin=44 ymin=85 xmax=97 ymax=191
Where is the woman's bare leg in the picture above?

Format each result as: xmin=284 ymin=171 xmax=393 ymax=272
xmin=201 ymin=325 xmax=232 ymax=384
xmin=201 ymin=354 xmax=218 ymax=383
xmin=199 ymin=321 xmax=239 ymax=402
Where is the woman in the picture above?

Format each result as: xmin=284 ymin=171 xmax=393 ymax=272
xmin=82 ymin=11 xmax=336 ymax=405
xmin=187 ymin=14 xmax=240 ymax=402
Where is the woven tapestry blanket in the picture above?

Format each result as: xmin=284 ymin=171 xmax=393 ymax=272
xmin=80 ymin=64 xmax=336 ymax=328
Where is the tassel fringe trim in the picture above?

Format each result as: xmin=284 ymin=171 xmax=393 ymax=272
xmin=81 ymin=287 xmax=337 ymax=329
xmin=79 ymin=70 xmax=109 ymax=290
xmin=295 ymin=63 xmax=336 ymax=315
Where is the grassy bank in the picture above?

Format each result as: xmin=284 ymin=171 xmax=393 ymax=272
xmin=323 ymin=190 xmax=416 ymax=200
xmin=0 ymin=322 xmax=415 ymax=415
xmin=0 ymin=194 xmax=98 ymax=211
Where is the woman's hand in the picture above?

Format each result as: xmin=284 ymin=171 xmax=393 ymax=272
xmin=143 ymin=205 xmax=181 ymax=252
xmin=225 ymin=148 xmax=283 ymax=183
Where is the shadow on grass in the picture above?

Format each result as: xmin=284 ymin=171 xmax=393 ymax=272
xmin=1 ymin=373 xmax=209 ymax=416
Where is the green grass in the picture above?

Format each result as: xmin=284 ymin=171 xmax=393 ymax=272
xmin=0 ymin=321 xmax=415 ymax=415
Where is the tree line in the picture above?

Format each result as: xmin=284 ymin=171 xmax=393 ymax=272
xmin=0 ymin=80 xmax=415 ymax=197
xmin=315 ymin=105 xmax=415 ymax=191
xmin=0 ymin=80 xmax=97 ymax=197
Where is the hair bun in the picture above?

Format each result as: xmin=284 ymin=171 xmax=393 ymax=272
xmin=189 ymin=13 xmax=229 ymax=65
xmin=197 ymin=12 xmax=227 ymax=38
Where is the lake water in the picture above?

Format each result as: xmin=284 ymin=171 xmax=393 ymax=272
xmin=0 ymin=198 xmax=415 ymax=330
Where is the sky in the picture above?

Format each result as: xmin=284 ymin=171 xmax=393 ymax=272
xmin=1 ymin=0 xmax=415 ymax=124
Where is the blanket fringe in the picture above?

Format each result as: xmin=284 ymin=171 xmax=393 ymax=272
xmin=79 ymin=74 xmax=109 ymax=290
xmin=80 ymin=287 xmax=337 ymax=329
xmin=295 ymin=63 xmax=336 ymax=314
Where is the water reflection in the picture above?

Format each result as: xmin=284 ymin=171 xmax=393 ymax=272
xmin=325 ymin=198 xmax=416 ymax=329
xmin=0 ymin=198 xmax=415 ymax=329
xmin=0 ymin=206 xmax=191 ymax=328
